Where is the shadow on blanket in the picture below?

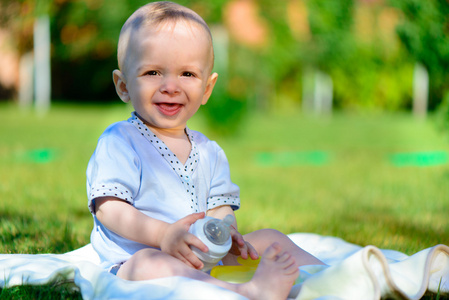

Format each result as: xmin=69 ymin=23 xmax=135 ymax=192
xmin=0 ymin=233 xmax=448 ymax=300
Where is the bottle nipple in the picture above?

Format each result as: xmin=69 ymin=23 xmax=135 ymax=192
xmin=203 ymin=214 xmax=235 ymax=245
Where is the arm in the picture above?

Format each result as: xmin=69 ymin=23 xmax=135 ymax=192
xmin=95 ymin=197 xmax=208 ymax=269
xmin=207 ymin=205 xmax=259 ymax=260
xmin=95 ymin=196 xmax=167 ymax=246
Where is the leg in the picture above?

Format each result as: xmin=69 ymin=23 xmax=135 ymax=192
xmin=117 ymin=244 xmax=298 ymax=300
xmin=243 ymin=229 xmax=326 ymax=266
xmin=117 ymin=248 xmax=190 ymax=281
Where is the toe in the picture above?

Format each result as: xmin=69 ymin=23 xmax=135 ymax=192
xmin=276 ymin=252 xmax=292 ymax=263
xmin=263 ymin=242 xmax=282 ymax=259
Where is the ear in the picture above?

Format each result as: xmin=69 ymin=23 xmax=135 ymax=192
xmin=113 ymin=70 xmax=130 ymax=103
xmin=201 ymin=72 xmax=218 ymax=105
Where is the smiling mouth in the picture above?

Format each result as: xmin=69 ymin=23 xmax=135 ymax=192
xmin=156 ymin=103 xmax=183 ymax=116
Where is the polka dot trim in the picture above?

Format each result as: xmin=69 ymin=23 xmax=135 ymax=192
xmin=207 ymin=194 xmax=240 ymax=211
xmin=130 ymin=112 xmax=201 ymax=213
xmin=88 ymin=183 xmax=133 ymax=214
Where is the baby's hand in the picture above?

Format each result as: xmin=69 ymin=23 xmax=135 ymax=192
xmin=228 ymin=226 xmax=259 ymax=260
xmin=159 ymin=212 xmax=208 ymax=270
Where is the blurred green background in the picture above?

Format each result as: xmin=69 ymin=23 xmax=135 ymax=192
xmin=2 ymin=0 xmax=449 ymax=121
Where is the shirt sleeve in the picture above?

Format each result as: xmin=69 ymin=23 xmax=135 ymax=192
xmin=86 ymin=133 xmax=141 ymax=214
xmin=207 ymin=145 xmax=240 ymax=211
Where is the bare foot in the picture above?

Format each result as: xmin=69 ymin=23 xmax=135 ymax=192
xmin=238 ymin=242 xmax=299 ymax=300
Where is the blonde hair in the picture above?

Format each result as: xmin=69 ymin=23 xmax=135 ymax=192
xmin=117 ymin=1 xmax=213 ymax=73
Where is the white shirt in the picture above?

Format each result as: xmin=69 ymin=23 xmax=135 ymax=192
xmin=87 ymin=112 xmax=240 ymax=268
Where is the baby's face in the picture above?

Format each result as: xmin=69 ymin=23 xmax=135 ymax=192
xmin=119 ymin=20 xmax=216 ymax=132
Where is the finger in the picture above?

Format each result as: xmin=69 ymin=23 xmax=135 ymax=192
xmin=228 ymin=243 xmax=242 ymax=257
xmin=173 ymin=251 xmax=195 ymax=269
xmin=240 ymin=241 xmax=258 ymax=260
xmin=181 ymin=246 xmax=204 ymax=270
xmin=238 ymin=241 xmax=250 ymax=259
xmin=188 ymin=253 xmax=204 ymax=270
xmin=247 ymin=242 xmax=259 ymax=260
xmin=231 ymin=230 xmax=246 ymax=247
xmin=186 ymin=234 xmax=209 ymax=253
xmin=180 ymin=212 xmax=205 ymax=226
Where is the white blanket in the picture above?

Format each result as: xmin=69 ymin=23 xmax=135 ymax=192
xmin=1 ymin=233 xmax=448 ymax=300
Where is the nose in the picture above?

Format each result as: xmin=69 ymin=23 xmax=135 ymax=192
xmin=160 ymin=76 xmax=181 ymax=95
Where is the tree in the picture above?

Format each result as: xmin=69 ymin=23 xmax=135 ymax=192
xmin=389 ymin=0 xmax=449 ymax=110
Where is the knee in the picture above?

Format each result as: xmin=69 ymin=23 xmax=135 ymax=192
xmin=245 ymin=228 xmax=290 ymax=250
xmin=120 ymin=248 xmax=179 ymax=280
xmin=252 ymin=228 xmax=286 ymax=240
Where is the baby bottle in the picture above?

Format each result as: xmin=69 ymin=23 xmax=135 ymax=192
xmin=189 ymin=214 xmax=234 ymax=272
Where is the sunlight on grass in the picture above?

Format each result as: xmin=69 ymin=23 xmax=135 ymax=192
xmin=0 ymin=103 xmax=448 ymax=258
xmin=193 ymin=111 xmax=449 ymax=255
xmin=0 ymin=103 xmax=448 ymax=299
xmin=0 ymin=103 xmax=133 ymax=253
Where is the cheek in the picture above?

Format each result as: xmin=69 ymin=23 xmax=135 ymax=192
xmin=185 ymin=81 xmax=207 ymax=98
xmin=130 ymin=81 xmax=155 ymax=99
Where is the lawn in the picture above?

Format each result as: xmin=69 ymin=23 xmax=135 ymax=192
xmin=0 ymin=103 xmax=448 ymax=298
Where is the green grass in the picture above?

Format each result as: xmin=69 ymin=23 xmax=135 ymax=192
xmin=0 ymin=103 xmax=448 ymax=298
xmin=217 ymin=112 xmax=449 ymax=255
xmin=0 ymin=284 xmax=82 ymax=300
